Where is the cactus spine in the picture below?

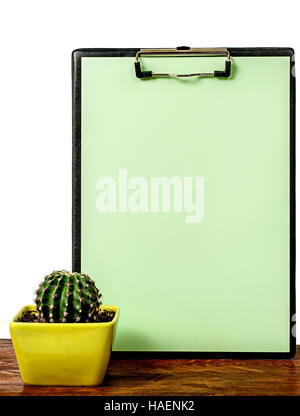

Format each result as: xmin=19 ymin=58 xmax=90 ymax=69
xmin=35 ymin=270 xmax=101 ymax=323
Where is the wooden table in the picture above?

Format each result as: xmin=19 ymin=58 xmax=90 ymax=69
xmin=1 ymin=339 xmax=300 ymax=396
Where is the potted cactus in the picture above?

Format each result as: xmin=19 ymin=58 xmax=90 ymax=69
xmin=9 ymin=270 xmax=119 ymax=386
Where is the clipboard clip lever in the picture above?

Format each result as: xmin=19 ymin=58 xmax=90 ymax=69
xmin=135 ymin=47 xmax=231 ymax=79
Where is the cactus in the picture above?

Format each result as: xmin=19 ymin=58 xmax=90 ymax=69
xmin=34 ymin=270 xmax=102 ymax=323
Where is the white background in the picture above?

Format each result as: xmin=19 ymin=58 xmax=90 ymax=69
xmin=0 ymin=0 xmax=298 ymax=339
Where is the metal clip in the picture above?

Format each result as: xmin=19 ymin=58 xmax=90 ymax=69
xmin=135 ymin=47 xmax=231 ymax=79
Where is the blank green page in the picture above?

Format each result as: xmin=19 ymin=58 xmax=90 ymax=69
xmin=80 ymin=54 xmax=291 ymax=352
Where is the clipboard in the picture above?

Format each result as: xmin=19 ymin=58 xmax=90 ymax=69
xmin=72 ymin=47 xmax=295 ymax=358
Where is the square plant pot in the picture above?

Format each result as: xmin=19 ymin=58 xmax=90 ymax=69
xmin=10 ymin=304 xmax=119 ymax=386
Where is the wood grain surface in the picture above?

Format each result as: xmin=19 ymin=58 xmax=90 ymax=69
xmin=1 ymin=339 xmax=300 ymax=396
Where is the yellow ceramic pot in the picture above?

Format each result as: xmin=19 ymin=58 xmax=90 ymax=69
xmin=10 ymin=304 xmax=119 ymax=386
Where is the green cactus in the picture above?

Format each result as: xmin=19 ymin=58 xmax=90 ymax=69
xmin=34 ymin=270 xmax=102 ymax=323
